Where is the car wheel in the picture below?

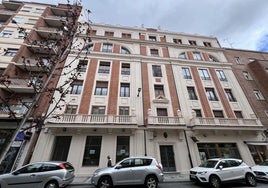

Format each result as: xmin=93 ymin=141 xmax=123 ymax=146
xmin=145 ymin=175 xmax=158 ymax=188
xmin=44 ymin=180 xmax=59 ymax=188
xmin=245 ymin=173 xmax=257 ymax=187
xmin=98 ymin=176 xmax=113 ymax=188
xmin=209 ymin=175 xmax=221 ymax=188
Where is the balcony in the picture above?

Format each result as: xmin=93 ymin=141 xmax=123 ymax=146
xmin=44 ymin=15 xmax=66 ymax=27
xmin=0 ymin=9 xmax=14 ymax=22
xmin=2 ymin=0 xmax=21 ymax=11
xmin=26 ymin=40 xmax=58 ymax=55
xmin=0 ymin=78 xmax=34 ymax=93
xmin=16 ymin=57 xmax=51 ymax=72
xmin=147 ymin=116 xmax=186 ymax=129
xmin=36 ymin=27 xmax=63 ymax=40
xmin=47 ymin=114 xmax=138 ymax=128
xmin=51 ymin=7 xmax=69 ymax=17
xmin=192 ymin=117 xmax=263 ymax=130
xmin=0 ymin=104 xmax=28 ymax=117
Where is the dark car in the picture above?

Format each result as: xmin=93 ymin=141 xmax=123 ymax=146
xmin=0 ymin=161 xmax=75 ymax=188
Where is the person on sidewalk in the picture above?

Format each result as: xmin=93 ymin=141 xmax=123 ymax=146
xmin=107 ymin=155 xmax=112 ymax=167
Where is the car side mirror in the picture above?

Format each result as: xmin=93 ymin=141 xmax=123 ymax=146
xmin=12 ymin=171 xmax=20 ymax=175
xmin=218 ymin=165 xmax=223 ymax=170
xmin=115 ymin=165 xmax=122 ymax=169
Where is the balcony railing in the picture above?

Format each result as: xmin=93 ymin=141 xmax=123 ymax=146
xmin=16 ymin=57 xmax=51 ymax=72
xmin=36 ymin=27 xmax=63 ymax=39
xmin=0 ymin=104 xmax=28 ymax=116
xmin=147 ymin=116 xmax=185 ymax=125
xmin=48 ymin=114 xmax=137 ymax=125
xmin=44 ymin=15 xmax=66 ymax=27
xmin=195 ymin=118 xmax=262 ymax=127
xmin=0 ymin=78 xmax=34 ymax=93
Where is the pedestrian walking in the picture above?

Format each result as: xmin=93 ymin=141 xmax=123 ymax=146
xmin=107 ymin=155 xmax=112 ymax=167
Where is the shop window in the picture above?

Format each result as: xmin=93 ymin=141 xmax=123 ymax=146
xmin=82 ymin=136 xmax=102 ymax=166
xmin=116 ymin=136 xmax=130 ymax=162
xmin=248 ymin=145 xmax=268 ymax=164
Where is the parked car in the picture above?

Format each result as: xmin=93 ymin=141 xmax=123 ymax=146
xmin=189 ymin=158 xmax=257 ymax=188
xmin=91 ymin=156 xmax=164 ymax=188
xmin=0 ymin=161 xmax=75 ymax=188
xmin=252 ymin=160 xmax=268 ymax=181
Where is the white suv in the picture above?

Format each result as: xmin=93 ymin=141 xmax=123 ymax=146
xmin=91 ymin=156 xmax=164 ymax=188
xmin=189 ymin=158 xmax=257 ymax=188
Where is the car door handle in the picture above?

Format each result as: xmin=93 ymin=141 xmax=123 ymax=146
xmin=30 ymin=174 xmax=36 ymax=177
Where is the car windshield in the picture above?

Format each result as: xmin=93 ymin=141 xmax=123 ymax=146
xmin=199 ymin=160 xmax=218 ymax=168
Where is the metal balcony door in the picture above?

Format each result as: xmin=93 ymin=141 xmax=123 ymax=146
xmin=160 ymin=145 xmax=176 ymax=172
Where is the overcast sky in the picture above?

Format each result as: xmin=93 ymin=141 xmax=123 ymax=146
xmin=28 ymin=0 xmax=268 ymax=52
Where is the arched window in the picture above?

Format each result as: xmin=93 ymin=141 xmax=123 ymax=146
xmin=178 ymin=52 xmax=187 ymax=59
xmin=83 ymin=44 xmax=93 ymax=51
xmin=208 ymin=55 xmax=218 ymax=62
xmin=121 ymin=46 xmax=131 ymax=54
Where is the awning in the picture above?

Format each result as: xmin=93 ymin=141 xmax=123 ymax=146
xmin=244 ymin=141 xmax=268 ymax=145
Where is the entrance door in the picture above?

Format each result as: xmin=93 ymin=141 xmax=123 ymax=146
xmin=160 ymin=145 xmax=176 ymax=172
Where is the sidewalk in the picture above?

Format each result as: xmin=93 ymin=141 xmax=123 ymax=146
xmin=71 ymin=172 xmax=190 ymax=185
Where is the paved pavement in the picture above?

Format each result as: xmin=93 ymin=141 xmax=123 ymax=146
xmin=71 ymin=172 xmax=190 ymax=185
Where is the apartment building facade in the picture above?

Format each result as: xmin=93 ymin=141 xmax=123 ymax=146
xmin=224 ymin=48 xmax=268 ymax=163
xmin=31 ymin=22 xmax=266 ymax=176
xmin=0 ymin=0 xmax=82 ymax=173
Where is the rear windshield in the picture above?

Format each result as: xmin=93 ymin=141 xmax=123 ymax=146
xmin=63 ymin=162 xmax=74 ymax=170
xmin=199 ymin=160 xmax=218 ymax=168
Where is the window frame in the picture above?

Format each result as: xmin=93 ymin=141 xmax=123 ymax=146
xmin=216 ymin=70 xmax=227 ymax=81
xmin=198 ymin=69 xmax=211 ymax=80
xmin=102 ymin=43 xmax=113 ymax=53
xmin=98 ymin=61 xmax=110 ymax=74
xmin=182 ymin=67 xmax=192 ymax=79
xmin=152 ymin=65 xmax=162 ymax=77
xmin=187 ymin=87 xmax=198 ymax=100
xmin=120 ymin=83 xmax=130 ymax=97
xmin=94 ymin=81 xmax=108 ymax=96
xmin=206 ymin=88 xmax=218 ymax=101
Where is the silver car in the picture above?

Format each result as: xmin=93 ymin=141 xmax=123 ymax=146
xmin=91 ymin=156 xmax=164 ymax=188
xmin=0 ymin=161 xmax=75 ymax=188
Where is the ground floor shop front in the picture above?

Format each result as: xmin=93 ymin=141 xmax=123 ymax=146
xmin=31 ymin=127 xmax=268 ymax=176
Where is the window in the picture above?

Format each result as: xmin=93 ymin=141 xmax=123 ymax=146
xmin=178 ymin=52 xmax=187 ymax=59
xmin=121 ymin=63 xmax=130 ymax=75
xmin=203 ymin=42 xmax=212 ymax=47
xmin=65 ymin=105 xmax=78 ymax=114
xmin=83 ymin=44 xmax=93 ymax=51
xmin=152 ymin=65 xmax=162 ymax=77
xmin=149 ymin=36 xmax=157 ymax=41
xmin=154 ymin=85 xmax=164 ymax=97
xmin=242 ymin=71 xmax=253 ymax=80
xmin=0 ymin=30 xmax=13 ymax=38
xmin=70 ymin=82 xmax=83 ymax=94
xmin=173 ymin=38 xmax=182 ymax=44
xmin=254 ymin=90 xmax=265 ymax=100
xmin=206 ymin=88 xmax=218 ymax=101
xmin=91 ymin=106 xmax=105 ymax=114
xmin=12 ymin=17 xmax=24 ymax=24
xmin=17 ymin=32 xmax=25 ymax=39
xmin=198 ymin=69 xmax=211 ymax=80
xmin=78 ymin=60 xmax=88 ymax=72
xmin=234 ymin=57 xmax=243 ymax=64
xmin=98 ymin=61 xmax=110 ymax=74
xmin=21 ymin=6 xmax=32 ymax=12
xmin=193 ymin=52 xmax=202 ymax=61
xmin=27 ymin=18 xmax=37 ymax=25
xmin=90 ymin=30 xmax=97 ymax=35
xmin=83 ymin=136 xmax=102 ymax=166
xmin=120 ymin=83 xmax=130 ymax=97
xmin=193 ymin=109 xmax=202 ymax=117
xmin=4 ymin=49 xmax=18 ymax=57
xmin=119 ymin=106 xmax=129 ymax=115
xmin=122 ymin=33 xmax=131 ymax=38
xmin=121 ymin=47 xmax=130 ymax=54
xmin=182 ymin=67 xmax=192 ymax=79
xmin=234 ymin=111 xmax=243 ymax=118
xmin=34 ymin=8 xmax=44 ymax=13
xmin=102 ymin=43 xmax=113 ymax=53
xmin=95 ymin=81 xmax=108 ymax=95
xmin=150 ymin=49 xmax=159 ymax=56
xmin=116 ymin=136 xmax=130 ymax=162
xmin=225 ymin=89 xmax=236 ymax=102
xmin=216 ymin=70 xmax=227 ymax=81
xmin=105 ymin=31 xmax=114 ymax=37
xmin=157 ymin=108 xmax=168 ymax=123
xmin=213 ymin=110 xmax=224 ymax=118
xmin=209 ymin=55 xmax=218 ymax=62
xmin=187 ymin=87 xmax=198 ymax=100
xmin=189 ymin=40 xmax=197 ymax=46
